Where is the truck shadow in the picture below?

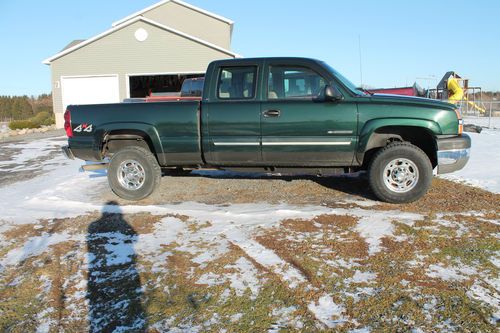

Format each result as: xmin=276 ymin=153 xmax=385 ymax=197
xmin=86 ymin=201 xmax=146 ymax=332
xmin=174 ymin=170 xmax=377 ymax=201
xmin=311 ymin=174 xmax=378 ymax=200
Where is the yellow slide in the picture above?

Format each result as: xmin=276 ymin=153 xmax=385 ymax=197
xmin=448 ymin=77 xmax=486 ymax=114
xmin=447 ymin=77 xmax=464 ymax=102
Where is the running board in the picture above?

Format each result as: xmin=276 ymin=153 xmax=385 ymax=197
xmin=81 ymin=163 xmax=109 ymax=171
xmin=223 ymin=167 xmax=349 ymax=176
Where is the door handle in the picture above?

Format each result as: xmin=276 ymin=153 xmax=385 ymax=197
xmin=263 ymin=109 xmax=281 ymax=118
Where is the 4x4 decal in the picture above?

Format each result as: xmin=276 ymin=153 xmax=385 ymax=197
xmin=74 ymin=123 xmax=93 ymax=133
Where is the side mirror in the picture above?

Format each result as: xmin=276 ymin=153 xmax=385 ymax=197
xmin=324 ymin=85 xmax=343 ymax=102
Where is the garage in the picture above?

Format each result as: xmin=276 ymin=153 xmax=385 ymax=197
xmin=61 ymin=75 xmax=120 ymax=110
xmin=43 ymin=0 xmax=239 ymax=127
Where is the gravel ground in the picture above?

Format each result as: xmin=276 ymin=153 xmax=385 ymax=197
xmin=2 ymin=135 xmax=494 ymax=215
xmin=0 ymin=129 xmax=65 ymax=143
xmin=102 ymin=171 xmax=373 ymax=207
xmin=1 ymin=130 xmax=496 ymax=212
xmin=0 ymin=134 xmax=67 ymax=186
xmin=102 ymin=171 xmax=499 ymax=214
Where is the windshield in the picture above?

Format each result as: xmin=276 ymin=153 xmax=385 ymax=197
xmin=320 ymin=61 xmax=368 ymax=96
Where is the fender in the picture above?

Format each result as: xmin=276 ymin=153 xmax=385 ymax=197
xmin=357 ymin=118 xmax=441 ymax=164
xmin=94 ymin=122 xmax=165 ymax=165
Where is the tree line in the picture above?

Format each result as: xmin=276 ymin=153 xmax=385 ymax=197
xmin=0 ymin=94 xmax=53 ymax=122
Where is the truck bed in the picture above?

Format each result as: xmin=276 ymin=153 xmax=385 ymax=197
xmin=68 ymin=101 xmax=202 ymax=165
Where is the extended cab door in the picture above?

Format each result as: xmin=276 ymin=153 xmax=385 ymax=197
xmin=261 ymin=61 xmax=358 ymax=166
xmin=203 ymin=61 xmax=262 ymax=165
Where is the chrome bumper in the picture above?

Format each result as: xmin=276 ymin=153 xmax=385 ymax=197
xmin=62 ymin=145 xmax=75 ymax=160
xmin=436 ymin=134 xmax=471 ymax=174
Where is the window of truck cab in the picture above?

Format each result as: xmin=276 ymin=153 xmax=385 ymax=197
xmin=217 ymin=66 xmax=257 ymax=100
xmin=267 ymin=66 xmax=328 ymax=100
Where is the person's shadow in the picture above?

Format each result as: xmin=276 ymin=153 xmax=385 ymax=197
xmin=86 ymin=201 xmax=146 ymax=332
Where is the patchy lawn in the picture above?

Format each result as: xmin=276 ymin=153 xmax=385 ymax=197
xmin=0 ymin=179 xmax=498 ymax=332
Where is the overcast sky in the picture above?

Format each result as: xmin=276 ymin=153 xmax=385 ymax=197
xmin=0 ymin=0 xmax=498 ymax=96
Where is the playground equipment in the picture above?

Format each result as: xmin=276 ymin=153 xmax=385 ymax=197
xmin=367 ymin=71 xmax=486 ymax=115
xmin=430 ymin=72 xmax=486 ymax=114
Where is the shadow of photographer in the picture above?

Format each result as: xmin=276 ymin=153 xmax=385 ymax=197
xmin=86 ymin=201 xmax=146 ymax=332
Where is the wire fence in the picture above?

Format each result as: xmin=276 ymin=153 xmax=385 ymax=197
xmin=455 ymin=101 xmax=500 ymax=129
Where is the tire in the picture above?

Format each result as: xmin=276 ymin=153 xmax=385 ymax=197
xmin=107 ymin=146 xmax=161 ymax=201
xmin=368 ymin=142 xmax=433 ymax=203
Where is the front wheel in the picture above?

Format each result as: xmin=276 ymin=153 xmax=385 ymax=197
xmin=368 ymin=142 xmax=433 ymax=203
xmin=107 ymin=146 xmax=161 ymax=201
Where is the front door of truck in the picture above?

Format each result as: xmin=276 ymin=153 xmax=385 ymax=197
xmin=204 ymin=65 xmax=262 ymax=165
xmin=261 ymin=64 xmax=357 ymax=166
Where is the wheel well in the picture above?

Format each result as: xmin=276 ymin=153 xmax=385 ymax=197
xmin=363 ymin=126 xmax=437 ymax=168
xmin=103 ymin=130 xmax=156 ymax=158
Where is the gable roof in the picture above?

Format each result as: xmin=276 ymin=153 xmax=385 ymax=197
xmin=43 ymin=16 xmax=240 ymax=64
xmin=112 ymin=0 xmax=234 ymax=27
xmin=60 ymin=39 xmax=86 ymax=52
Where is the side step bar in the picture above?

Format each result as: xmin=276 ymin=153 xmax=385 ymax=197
xmin=81 ymin=163 xmax=109 ymax=171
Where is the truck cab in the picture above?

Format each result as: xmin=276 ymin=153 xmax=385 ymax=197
xmin=201 ymin=58 xmax=357 ymax=166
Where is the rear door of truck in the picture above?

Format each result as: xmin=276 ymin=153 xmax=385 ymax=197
xmin=202 ymin=59 xmax=263 ymax=165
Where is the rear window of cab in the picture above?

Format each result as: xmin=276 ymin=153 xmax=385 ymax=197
xmin=217 ymin=66 xmax=257 ymax=100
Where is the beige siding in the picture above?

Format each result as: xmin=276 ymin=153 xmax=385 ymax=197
xmin=51 ymin=20 xmax=235 ymax=127
xmin=143 ymin=1 xmax=231 ymax=50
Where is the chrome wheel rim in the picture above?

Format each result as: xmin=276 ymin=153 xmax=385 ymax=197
xmin=117 ymin=160 xmax=146 ymax=191
xmin=383 ymin=158 xmax=419 ymax=193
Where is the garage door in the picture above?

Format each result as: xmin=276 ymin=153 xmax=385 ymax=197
xmin=61 ymin=75 xmax=120 ymax=110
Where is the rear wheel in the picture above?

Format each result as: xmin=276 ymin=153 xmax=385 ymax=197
xmin=108 ymin=146 xmax=161 ymax=201
xmin=368 ymin=142 xmax=433 ymax=203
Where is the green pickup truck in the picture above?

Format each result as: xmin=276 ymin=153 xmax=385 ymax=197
xmin=62 ymin=57 xmax=471 ymax=203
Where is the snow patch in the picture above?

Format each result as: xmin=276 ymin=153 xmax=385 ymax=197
xmin=36 ymin=307 xmax=56 ymax=333
xmin=426 ymin=264 xmax=477 ymax=281
xmin=467 ymin=281 xmax=500 ymax=322
xmin=230 ymin=313 xmax=243 ymax=323
xmin=269 ymin=306 xmax=300 ymax=332
xmin=325 ymin=258 xmax=361 ymax=270
xmin=196 ymin=257 xmax=261 ymax=299
xmin=102 ymin=233 xmax=136 ymax=266
xmin=353 ymin=209 xmax=421 ymax=255
xmin=346 ymin=270 xmax=377 ymax=284
xmin=225 ymin=230 xmax=306 ymax=289
xmin=439 ymin=129 xmax=500 ymax=193
xmin=307 ymin=295 xmax=347 ymax=328
xmin=137 ymin=216 xmax=186 ymax=253
xmin=0 ymin=232 xmax=83 ymax=270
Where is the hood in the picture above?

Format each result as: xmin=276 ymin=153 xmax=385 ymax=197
xmin=370 ymin=93 xmax=457 ymax=111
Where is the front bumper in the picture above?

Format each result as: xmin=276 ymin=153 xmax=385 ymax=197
xmin=436 ymin=134 xmax=471 ymax=174
xmin=62 ymin=145 xmax=75 ymax=160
